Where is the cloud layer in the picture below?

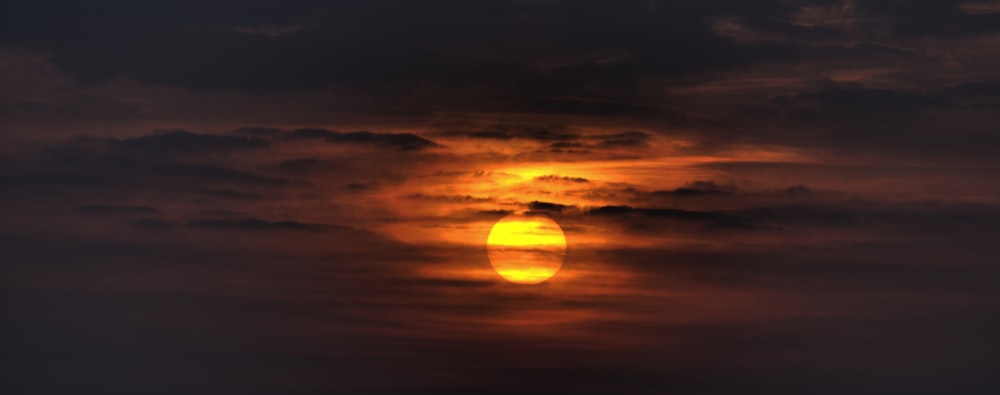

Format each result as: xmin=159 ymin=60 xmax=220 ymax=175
xmin=2 ymin=1 xmax=999 ymax=394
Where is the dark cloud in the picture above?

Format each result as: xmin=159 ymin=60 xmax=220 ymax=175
xmin=195 ymin=189 xmax=266 ymax=200
xmin=276 ymin=158 xmax=335 ymax=172
xmin=4 ymin=0 xmax=976 ymax=134
xmin=856 ymin=0 xmax=1000 ymax=37
xmin=408 ymin=278 xmax=498 ymax=289
xmin=516 ymin=97 xmax=663 ymax=116
xmin=549 ymin=141 xmax=586 ymax=149
xmin=651 ymin=180 xmax=736 ymax=197
xmin=527 ymin=201 xmax=571 ymax=214
xmin=439 ymin=126 xmax=653 ymax=152
xmin=587 ymin=130 xmax=652 ymax=148
xmin=233 ymin=127 xmax=439 ymax=150
xmin=737 ymin=205 xmax=856 ymax=227
xmin=77 ymin=204 xmax=158 ymax=214
xmin=405 ymin=193 xmax=494 ymax=203
xmin=110 ymin=130 xmax=270 ymax=156
xmin=2 ymin=1 xmax=997 ymax=164
xmin=587 ymin=204 xmax=766 ymax=231
xmin=954 ymin=82 xmax=1000 ymax=96
xmin=599 ymin=241 xmax=1000 ymax=293
xmin=343 ymin=182 xmax=372 ymax=191
xmin=121 ymin=161 xmax=287 ymax=186
xmin=475 ymin=209 xmax=514 ymax=217
xmin=127 ymin=218 xmax=175 ymax=229
xmin=0 ymin=0 xmax=896 ymax=97
xmin=437 ymin=124 xmax=580 ymax=142
xmin=2 ymin=134 xmax=291 ymax=202
xmin=783 ymin=185 xmax=814 ymax=197
xmin=0 ymin=172 xmax=126 ymax=190
xmin=186 ymin=218 xmax=343 ymax=231
xmin=535 ymin=175 xmax=590 ymax=183
xmin=589 ymin=205 xmax=726 ymax=221
xmin=768 ymin=82 xmax=951 ymax=120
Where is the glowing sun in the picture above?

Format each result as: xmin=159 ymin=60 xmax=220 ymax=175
xmin=486 ymin=214 xmax=567 ymax=284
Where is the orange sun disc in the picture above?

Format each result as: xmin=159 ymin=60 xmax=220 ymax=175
xmin=486 ymin=214 xmax=567 ymax=284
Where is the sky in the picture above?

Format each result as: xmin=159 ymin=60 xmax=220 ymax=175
xmin=1 ymin=1 xmax=999 ymax=393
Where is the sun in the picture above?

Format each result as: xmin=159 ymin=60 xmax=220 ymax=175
xmin=486 ymin=214 xmax=567 ymax=284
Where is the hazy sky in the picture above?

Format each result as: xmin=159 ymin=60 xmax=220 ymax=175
xmin=2 ymin=1 xmax=999 ymax=394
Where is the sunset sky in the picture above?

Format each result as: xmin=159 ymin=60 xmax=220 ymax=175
xmin=2 ymin=1 xmax=999 ymax=394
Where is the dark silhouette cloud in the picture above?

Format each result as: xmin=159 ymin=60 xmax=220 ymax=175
xmin=439 ymin=126 xmax=654 ymax=151
xmin=588 ymin=130 xmax=652 ymax=148
xmin=121 ymin=162 xmax=287 ymax=186
xmin=186 ymin=218 xmax=343 ymax=231
xmin=588 ymin=204 xmax=767 ymax=231
xmin=768 ymin=83 xmax=951 ymax=120
xmin=233 ymin=127 xmax=439 ymax=150
xmin=783 ymin=185 xmax=814 ymax=197
xmin=437 ymin=124 xmax=580 ymax=142
xmin=11 ymin=0 xmax=979 ymax=99
xmin=127 ymin=218 xmax=175 ymax=229
xmin=535 ymin=175 xmax=590 ymax=183
xmin=110 ymin=130 xmax=270 ymax=156
xmin=0 ymin=172 xmax=125 ymax=189
xmin=408 ymin=278 xmax=498 ymax=289
xmin=527 ymin=201 xmax=571 ymax=214
xmin=77 ymin=204 xmax=158 ymax=214
xmin=955 ymin=82 xmax=1000 ymax=96
xmin=406 ymin=193 xmax=495 ymax=203
xmin=195 ymin=189 xmax=267 ymax=201
xmin=651 ymin=180 xmax=736 ymax=197
xmin=276 ymin=158 xmax=335 ymax=172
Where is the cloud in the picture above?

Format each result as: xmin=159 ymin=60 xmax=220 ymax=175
xmin=233 ymin=127 xmax=439 ymax=150
xmin=534 ymin=175 xmax=590 ymax=183
xmin=858 ymin=0 xmax=1000 ymax=37
xmin=110 ymin=130 xmax=271 ymax=156
xmin=186 ymin=218 xmax=345 ymax=232
xmin=0 ymin=172 xmax=129 ymax=190
xmin=549 ymin=142 xmax=586 ymax=149
xmin=5 ymin=0 xmax=962 ymax=105
xmin=277 ymin=158 xmax=337 ymax=172
xmin=0 ymin=0 xmax=857 ymax=96
xmin=768 ymin=83 xmax=950 ymax=120
xmin=516 ymin=97 xmax=663 ymax=116
xmin=233 ymin=24 xmax=306 ymax=37
xmin=127 ymin=218 xmax=175 ymax=229
xmin=77 ymin=204 xmax=158 ymax=214
xmin=587 ymin=131 xmax=652 ymax=148
xmin=407 ymin=278 xmax=498 ymax=288
xmin=527 ymin=201 xmax=571 ymax=214
xmin=651 ymin=180 xmax=736 ymax=197
xmin=2 ymin=4 xmax=1000 ymax=394
xmin=783 ymin=185 xmax=815 ymax=197
xmin=589 ymin=206 xmax=704 ymax=219
xmin=195 ymin=189 xmax=267 ymax=201
xmin=436 ymin=124 xmax=580 ymax=142
xmin=736 ymin=205 xmax=856 ymax=227
xmin=405 ymin=194 xmax=495 ymax=203
xmin=120 ymin=162 xmax=287 ymax=186
xmin=438 ymin=125 xmax=653 ymax=151
xmin=954 ymin=81 xmax=1000 ymax=96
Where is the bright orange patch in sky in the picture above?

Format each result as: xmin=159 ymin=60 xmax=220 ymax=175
xmin=486 ymin=214 xmax=567 ymax=284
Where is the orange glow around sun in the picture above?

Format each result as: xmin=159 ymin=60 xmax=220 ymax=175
xmin=486 ymin=214 xmax=567 ymax=284
xmin=371 ymin=136 xmax=814 ymax=285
